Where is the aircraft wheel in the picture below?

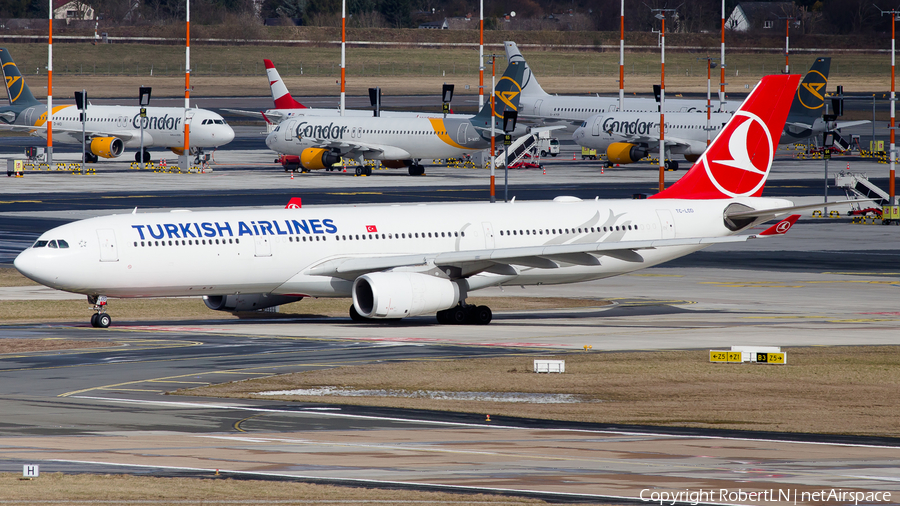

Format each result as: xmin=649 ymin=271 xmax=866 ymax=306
xmin=134 ymin=151 xmax=142 ymax=162
xmin=664 ymin=160 xmax=679 ymax=171
xmin=365 ymin=166 xmax=373 ymax=176
xmin=142 ymin=151 xmax=151 ymax=163
xmin=96 ymin=313 xmax=111 ymax=328
xmin=436 ymin=310 xmax=449 ymax=324
xmin=349 ymin=305 xmax=365 ymax=322
xmin=355 ymin=167 xmax=363 ymax=176
xmin=474 ymin=306 xmax=492 ymax=325
xmin=90 ymin=313 xmax=99 ymax=327
xmin=449 ymin=307 xmax=467 ymax=324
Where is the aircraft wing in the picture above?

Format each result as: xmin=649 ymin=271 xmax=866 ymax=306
xmin=306 ymin=139 xmax=387 ymax=155
xmin=222 ymin=108 xmax=283 ymax=121
xmin=836 ymin=120 xmax=870 ymax=130
xmin=528 ymin=125 xmax=567 ymax=134
xmin=0 ymin=123 xmax=136 ymax=141
xmin=305 ymin=234 xmax=754 ymax=280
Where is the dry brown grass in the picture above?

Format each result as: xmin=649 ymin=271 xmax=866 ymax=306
xmin=0 ymin=473 xmax=547 ymax=504
xmin=0 ymin=338 xmax=114 ymax=354
xmin=181 ymin=346 xmax=900 ymax=436
xmin=0 ymin=268 xmax=39 ymax=287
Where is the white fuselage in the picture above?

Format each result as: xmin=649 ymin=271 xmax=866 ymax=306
xmin=266 ymin=116 xmax=488 ymax=160
xmin=573 ymin=111 xmax=731 ymax=156
xmin=14 ymin=197 xmax=791 ymax=300
xmin=36 ymin=106 xmax=234 ymax=149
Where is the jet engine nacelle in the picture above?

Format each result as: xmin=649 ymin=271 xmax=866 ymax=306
xmin=352 ymin=271 xmax=459 ymax=319
xmin=606 ymin=142 xmax=648 ymax=164
xmin=381 ymin=159 xmax=413 ymax=169
xmin=89 ymin=137 xmax=124 ymax=159
xmin=203 ymin=293 xmax=303 ymax=312
xmin=299 ymin=148 xmax=341 ymax=170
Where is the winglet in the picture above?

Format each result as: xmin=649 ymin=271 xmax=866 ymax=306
xmin=756 ymin=214 xmax=800 ymax=237
xmin=265 ymin=59 xmax=307 ymax=110
xmin=285 ymin=197 xmax=302 ymax=209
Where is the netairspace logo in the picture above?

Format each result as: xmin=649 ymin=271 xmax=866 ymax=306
xmin=639 ymin=488 xmax=892 ymax=505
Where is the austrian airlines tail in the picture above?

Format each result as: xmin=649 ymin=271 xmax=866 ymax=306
xmin=265 ymin=59 xmax=306 ymax=110
xmin=651 ymin=74 xmax=801 ymax=200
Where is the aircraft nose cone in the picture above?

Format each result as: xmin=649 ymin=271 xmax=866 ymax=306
xmin=573 ymin=127 xmax=584 ymax=140
xmin=13 ymin=249 xmax=39 ymax=283
xmin=221 ymin=125 xmax=235 ymax=145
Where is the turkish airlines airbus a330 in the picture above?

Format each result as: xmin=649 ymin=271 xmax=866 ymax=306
xmin=18 ymin=73 xmax=839 ymax=328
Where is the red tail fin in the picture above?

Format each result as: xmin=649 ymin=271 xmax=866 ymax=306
xmin=650 ymin=74 xmax=801 ymax=200
xmin=265 ymin=59 xmax=307 ymax=110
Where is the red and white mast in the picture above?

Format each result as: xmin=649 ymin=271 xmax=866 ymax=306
xmin=183 ymin=0 xmax=190 ymax=163
xmin=340 ymin=0 xmax=346 ymax=116
xmin=47 ymin=0 xmax=53 ymax=164
xmin=618 ymin=0 xmax=624 ymax=111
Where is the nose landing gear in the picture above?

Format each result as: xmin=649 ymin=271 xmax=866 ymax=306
xmin=88 ymin=295 xmax=112 ymax=328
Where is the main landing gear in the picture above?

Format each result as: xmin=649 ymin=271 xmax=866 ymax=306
xmin=88 ymin=295 xmax=112 ymax=328
xmin=408 ymin=163 xmax=425 ymax=176
xmin=355 ymin=166 xmax=373 ymax=176
xmin=436 ymin=304 xmax=492 ymax=325
xmin=135 ymin=149 xmax=151 ymax=163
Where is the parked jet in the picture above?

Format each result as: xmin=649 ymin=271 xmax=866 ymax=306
xmin=573 ymin=57 xmax=867 ymax=170
xmin=18 ymin=73 xmax=857 ymax=329
xmin=0 ymin=48 xmax=234 ymax=163
xmin=504 ymin=41 xmax=739 ymax=133
xmin=265 ymin=60 xmax=527 ymax=175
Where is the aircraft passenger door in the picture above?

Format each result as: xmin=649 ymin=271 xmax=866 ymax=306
xmin=96 ymin=229 xmax=119 ymax=262
xmin=533 ymin=99 xmax=542 ymax=116
xmin=656 ymin=210 xmax=676 ymax=239
xmin=457 ymin=123 xmax=469 ymax=145
xmin=592 ymin=118 xmax=600 ymax=136
xmin=254 ymin=236 xmax=272 ymax=257
xmin=284 ymin=120 xmax=297 ymax=141
xmin=482 ymin=222 xmax=495 ymax=248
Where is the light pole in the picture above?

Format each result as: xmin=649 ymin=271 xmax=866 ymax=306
xmin=651 ymin=6 xmax=678 ymax=192
xmin=776 ymin=14 xmax=793 ymax=74
xmin=881 ymin=7 xmax=899 ymax=207
xmin=698 ymin=57 xmax=718 ymax=146
xmin=139 ymin=86 xmax=151 ymax=170
xmin=618 ymin=0 xmax=625 ymax=111
xmin=720 ymin=0 xmax=726 ymax=111
xmin=503 ymin=110 xmax=517 ymax=203
xmin=75 ymin=90 xmax=86 ymax=173
xmin=484 ymin=54 xmax=500 ymax=203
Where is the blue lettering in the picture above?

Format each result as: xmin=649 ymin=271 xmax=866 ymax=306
xmin=201 ymin=222 xmax=216 ymax=237
xmin=164 ymin=224 xmax=181 ymax=239
xmin=148 ymin=224 xmax=165 ymax=240
xmin=258 ymin=220 xmax=275 ymax=236
xmin=272 ymin=221 xmax=287 ymax=235
xmin=323 ymin=219 xmax=337 ymax=234
xmin=238 ymin=222 xmax=253 ymax=236
xmin=193 ymin=223 xmax=203 ymax=237
xmin=285 ymin=220 xmax=294 ymax=234
xmin=179 ymin=223 xmax=196 ymax=238
xmin=131 ymin=225 xmax=146 ymax=240
xmin=252 ymin=222 xmax=259 ymax=235
xmin=309 ymin=219 xmax=323 ymax=234
xmin=292 ymin=219 xmax=309 ymax=234
xmin=216 ymin=222 xmax=233 ymax=237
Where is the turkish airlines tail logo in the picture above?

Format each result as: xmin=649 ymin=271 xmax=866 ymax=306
xmin=650 ymin=74 xmax=801 ymax=200
xmin=265 ymin=59 xmax=306 ymax=109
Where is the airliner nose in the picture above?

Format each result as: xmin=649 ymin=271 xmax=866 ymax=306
xmin=573 ymin=126 xmax=584 ymax=140
xmin=221 ymin=124 xmax=235 ymax=145
xmin=13 ymin=248 xmax=39 ymax=283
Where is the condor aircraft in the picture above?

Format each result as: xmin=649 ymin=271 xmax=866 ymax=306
xmin=505 ymin=41 xmax=739 ymax=133
xmin=0 ymin=48 xmax=234 ymax=163
xmin=573 ymin=57 xmax=867 ymax=170
xmin=17 ymin=73 xmax=852 ymax=329
xmin=264 ymin=60 xmax=526 ymax=175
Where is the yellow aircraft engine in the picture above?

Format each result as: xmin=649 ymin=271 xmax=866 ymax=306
xmin=606 ymin=143 xmax=649 ymax=165
xmin=300 ymin=148 xmax=341 ymax=171
xmin=89 ymin=137 xmax=124 ymax=158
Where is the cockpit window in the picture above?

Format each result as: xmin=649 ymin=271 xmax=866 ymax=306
xmin=48 ymin=240 xmax=58 ymax=248
xmin=33 ymin=240 xmax=48 ymax=248
xmin=202 ymin=119 xmax=209 ymax=125
xmin=57 ymin=239 xmax=69 ymax=248
xmin=580 ymin=122 xmax=587 ymax=127
xmin=214 ymin=119 xmax=225 ymax=124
